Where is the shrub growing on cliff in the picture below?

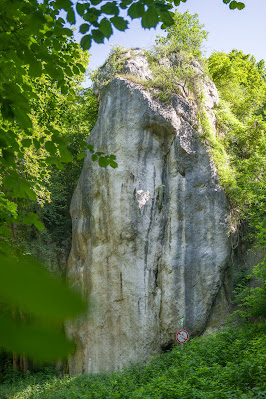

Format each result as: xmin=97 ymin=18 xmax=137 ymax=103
xmin=155 ymin=10 xmax=208 ymax=58
xmin=208 ymin=50 xmax=266 ymax=227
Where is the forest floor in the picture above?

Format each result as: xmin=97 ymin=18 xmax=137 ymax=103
xmin=1 ymin=322 xmax=265 ymax=399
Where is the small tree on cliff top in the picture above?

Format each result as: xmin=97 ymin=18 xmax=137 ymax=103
xmin=155 ymin=11 xmax=208 ymax=58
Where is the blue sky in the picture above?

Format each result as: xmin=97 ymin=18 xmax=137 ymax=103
xmin=78 ymin=0 xmax=266 ymax=86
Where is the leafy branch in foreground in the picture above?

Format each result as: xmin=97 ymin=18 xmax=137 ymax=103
xmin=0 ymin=246 xmax=87 ymax=362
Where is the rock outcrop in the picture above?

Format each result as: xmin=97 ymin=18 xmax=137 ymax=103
xmin=67 ymin=50 xmax=231 ymax=374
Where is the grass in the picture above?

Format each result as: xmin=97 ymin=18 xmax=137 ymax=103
xmin=1 ymin=323 xmax=265 ymax=399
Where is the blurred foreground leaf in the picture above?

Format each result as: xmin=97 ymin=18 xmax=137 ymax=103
xmin=0 ymin=317 xmax=74 ymax=361
xmin=0 ymin=251 xmax=87 ymax=360
xmin=0 ymin=253 xmax=86 ymax=321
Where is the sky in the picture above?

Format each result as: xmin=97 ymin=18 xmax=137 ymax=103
xmin=77 ymin=0 xmax=266 ymax=87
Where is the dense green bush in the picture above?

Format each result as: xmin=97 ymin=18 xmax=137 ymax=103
xmin=1 ymin=324 xmax=265 ymax=399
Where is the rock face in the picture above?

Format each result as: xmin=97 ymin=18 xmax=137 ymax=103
xmin=67 ymin=51 xmax=231 ymax=374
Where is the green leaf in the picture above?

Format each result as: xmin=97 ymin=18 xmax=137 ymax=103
xmin=110 ymin=16 xmax=128 ymax=31
xmin=128 ymin=2 xmax=145 ymax=19
xmin=64 ymin=66 xmax=73 ymax=77
xmin=236 ymin=2 xmax=245 ymax=9
xmin=3 ymin=174 xmax=36 ymax=200
xmin=98 ymin=156 xmax=109 ymax=167
xmin=73 ymin=65 xmax=80 ymax=75
xmin=12 ymin=107 xmax=32 ymax=129
xmin=223 ymin=0 xmax=231 ymax=3
xmin=76 ymin=2 xmax=86 ymax=16
xmin=2 ymin=149 xmax=15 ymax=166
xmin=45 ymin=141 xmax=57 ymax=155
xmin=54 ymin=0 xmax=73 ymax=9
xmin=77 ymin=63 xmax=86 ymax=73
xmin=77 ymin=152 xmax=87 ymax=160
xmin=0 ymin=252 xmax=87 ymax=322
xmin=61 ymin=85 xmax=69 ymax=95
xmin=66 ymin=7 xmax=76 ymax=24
xmin=28 ymin=57 xmax=43 ymax=78
xmin=99 ymin=18 xmax=113 ymax=38
xmin=109 ymin=160 xmax=118 ymax=168
xmin=160 ymin=11 xmax=174 ymax=26
xmin=33 ymin=138 xmax=41 ymax=150
xmin=83 ymin=8 xmax=100 ymax=23
xmin=0 ymin=317 xmax=74 ymax=362
xmin=229 ymin=0 xmax=238 ymax=8
xmin=1 ymin=102 xmax=14 ymax=121
xmin=22 ymin=212 xmax=45 ymax=230
xmin=0 ymin=225 xmax=11 ymax=237
xmin=33 ymin=219 xmax=45 ymax=231
xmin=44 ymin=63 xmax=64 ymax=81
xmin=59 ymin=147 xmax=73 ymax=163
xmin=141 ymin=7 xmax=159 ymax=28
xmin=91 ymin=154 xmax=97 ymax=162
xmin=92 ymin=29 xmax=105 ymax=43
xmin=91 ymin=0 xmax=102 ymax=4
xmin=80 ymin=23 xmax=90 ymax=34
xmin=120 ymin=0 xmax=133 ymax=8
xmin=80 ymin=34 xmax=92 ymax=50
xmin=21 ymin=138 xmax=32 ymax=148
xmin=101 ymin=2 xmax=119 ymax=15
xmin=61 ymin=28 xmax=73 ymax=37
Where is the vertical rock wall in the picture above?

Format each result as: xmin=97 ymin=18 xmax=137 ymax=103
xmin=67 ymin=56 xmax=231 ymax=374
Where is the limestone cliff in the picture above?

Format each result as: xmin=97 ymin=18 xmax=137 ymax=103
xmin=67 ymin=50 xmax=231 ymax=374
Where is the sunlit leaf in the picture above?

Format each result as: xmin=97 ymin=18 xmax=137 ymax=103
xmin=59 ymin=146 xmax=73 ymax=163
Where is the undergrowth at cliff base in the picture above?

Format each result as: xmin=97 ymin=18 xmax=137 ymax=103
xmin=1 ymin=323 xmax=265 ymax=399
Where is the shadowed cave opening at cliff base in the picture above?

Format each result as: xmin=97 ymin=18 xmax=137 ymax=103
xmin=161 ymin=341 xmax=175 ymax=353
